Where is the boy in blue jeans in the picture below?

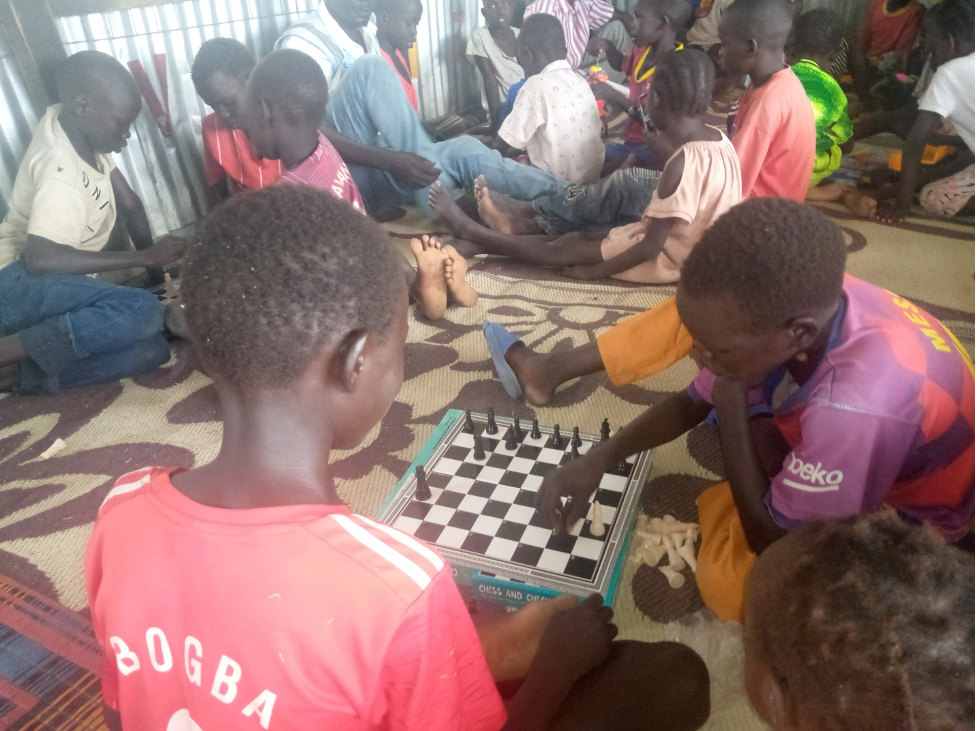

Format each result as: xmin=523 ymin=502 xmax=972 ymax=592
xmin=0 ymin=51 xmax=186 ymax=394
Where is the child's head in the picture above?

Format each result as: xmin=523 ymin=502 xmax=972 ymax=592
xmin=182 ymin=185 xmax=408 ymax=449
xmin=646 ymin=48 xmax=715 ymax=130
xmin=631 ymin=0 xmax=693 ymax=48
xmin=517 ymin=13 xmax=567 ymax=76
xmin=323 ymin=0 xmax=375 ymax=30
xmin=191 ymin=37 xmax=256 ymax=131
xmin=718 ymin=0 xmax=795 ymax=76
xmin=744 ymin=512 xmax=974 ymax=731
xmin=921 ymin=0 xmax=975 ymax=67
xmin=377 ymin=0 xmax=424 ymax=51
xmin=788 ymin=9 xmax=844 ymax=68
xmin=55 ymin=50 xmax=142 ymax=154
xmin=676 ymin=198 xmax=846 ymax=385
xmin=481 ymin=0 xmax=516 ymax=29
xmin=244 ymin=49 xmax=328 ymax=161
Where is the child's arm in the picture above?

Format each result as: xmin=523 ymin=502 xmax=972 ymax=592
xmin=591 ymin=80 xmax=632 ymax=112
xmin=877 ymin=110 xmax=944 ymax=222
xmin=321 ymin=128 xmax=441 ymax=189
xmin=490 ymin=134 xmax=523 ymax=158
xmin=23 ymin=234 xmax=185 ymax=277
xmin=474 ymin=57 xmax=504 ymax=123
xmin=494 ymin=86 xmax=539 ymax=158
xmin=586 ymin=37 xmax=625 ymax=71
xmin=536 ymin=391 xmax=714 ymax=532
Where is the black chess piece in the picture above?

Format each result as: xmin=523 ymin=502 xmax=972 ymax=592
xmin=414 ymin=465 xmax=432 ymax=501
xmin=486 ymin=407 xmax=498 ymax=434
xmin=512 ymin=416 xmax=524 ymax=441
xmin=472 ymin=431 xmax=486 ymax=461
xmin=549 ymin=424 xmax=565 ymax=449
xmin=600 ymin=418 xmax=611 ymax=443
xmin=530 ymin=418 xmax=541 ymax=440
xmin=462 ymin=409 xmax=475 ymax=433
xmin=570 ymin=440 xmax=580 ymax=459
xmin=571 ymin=426 xmax=583 ymax=448
xmin=504 ymin=427 xmax=518 ymax=450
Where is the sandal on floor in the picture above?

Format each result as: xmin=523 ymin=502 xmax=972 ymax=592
xmin=482 ymin=321 xmax=524 ymax=399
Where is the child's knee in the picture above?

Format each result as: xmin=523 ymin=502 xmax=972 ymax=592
xmin=128 ymin=334 xmax=171 ymax=374
xmin=113 ymin=287 xmax=165 ymax=340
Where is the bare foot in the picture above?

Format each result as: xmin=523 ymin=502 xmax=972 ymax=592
xmin=841 ymin=189 xmax=878 ymax=218
xmin=409 ymin=235 xmax=448 ymax=319
xmin=476 ymin=187 xmax=544 ymax=235
xmin=505 ymin=343 xmax=559 ymax=406
xmin=164 ymin=297 xmax=192 ymax=340
xmin=442 ymin=244 xmax=478 ymax=308
xmin=429 ymin=182 xmax=478 ymax=240
xmin=805 ymin=181 xmax=844 ymax=202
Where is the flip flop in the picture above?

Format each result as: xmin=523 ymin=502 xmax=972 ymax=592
xmin=482 ymin=321 xmax=525 ymax=399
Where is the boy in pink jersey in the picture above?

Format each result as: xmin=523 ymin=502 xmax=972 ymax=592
xmin=86 ymin=185 xmax=710 ymax=730
xmin=536 ymin=198 xmax=974 ymax=623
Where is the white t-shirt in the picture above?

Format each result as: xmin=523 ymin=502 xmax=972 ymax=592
xmin=918 ymin=52 xmax=975 ymax=152
xmin=499 ymin=60 xmax=605 ymax=184
xmin=276 ymin=1 xmax=380 ymax=94
xmin=466 ymin=26 xmax=524 ymax=112
xmin=686 ymin=0 xmax=736 ymax=49
xmin=0 ymin=105 xmax=117 ymax=271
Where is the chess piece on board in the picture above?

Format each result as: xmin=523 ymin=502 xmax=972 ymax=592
xmin=590 ymin=501 xmax=605 ymax=536
xmin=504 ymin=427 xmax=518 ymax=450
xmin=549 ymin=424 xmax=565 ymax=449
xmin=462 ymin=409 xmax=475 ymax=433
xmin=571 ymin=426 xmax=583 ymax=448
xmin=531 ymin=418 xmax=541 ymax=440
xmin=570 ymin=440 xmax=580 ymax=459
xmin=512 ymin=416 xmax=524 ymax=441
xmin=414 ymin=465 xmax=431 ymax=501
xmin=600 ymin=418 xmax=611 ymax=443
xmin=473 ymin=431 xmax=487 ymax=461
xmin=486 ymin=407 xmax=499 ymax=434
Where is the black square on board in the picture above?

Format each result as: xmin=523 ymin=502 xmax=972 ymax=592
xmin=448 ymin=511 xmax=478 ymax=530
xmin=530 ymin=462 xmax=557 ymax=477
xmin=564 ymin=555 xmax=598 ymax=580
xmin=513 ymin=489 xmax=537 ymax=507
xmin=483 ymin=500 xmax=511 ymax=519
xmin=545 ymin=531 xmax=578 ymax=553
xmin=461 ymin=532 xmax=493 ymax=554
xmin=516 ymin=445 xmax=542 ymax=460
xmin=427 ymin=473 xmax=451 ymax=489
xmin=593 ymin=488 xmax=621 ymax=508
xmin=444 ymin=445 xmax=469 ymax=461
xmin=499 ymin=471 xmax=526 ymax=488
xmin=470 ymin=481 xmax=497 ymax=498
xmin=402 ymin=501 xmax=432 ymax=520
xmin=435 ymin=491 xmax=464 ymax=509
xmin=456 ymin=463 xmax=483 ymax=479
xmin=511 ymin=544 xmax=544 ymax=566
xmin=414 ymin=522 xmax=445 ymax=543
xmin=487 ymin=453 xmax=513 ymax=469
xmin=529 ymin=509 xmax=552 ymax=528
xmin=497 ymin=520 xmax=527 ymax=542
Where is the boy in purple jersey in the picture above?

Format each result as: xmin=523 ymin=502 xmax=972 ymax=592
xmin=535 ymin=198 xmax=974 ymax=622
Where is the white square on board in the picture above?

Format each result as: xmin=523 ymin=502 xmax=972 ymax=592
xmin=435 ymin=458 xmax=462 ymax=474
xmin=472 ymin=515 xmax=504 ymax=535
xmin=519 ymin=525 xmax=553 ymax=547
xmin=490 ymin=485 xmax=520 ymax=503
xmin=424 ymin=505 xmax=456 ymax=525
xmin=486 ymin=537 xmax=519 ymax=561
xmin=394 ymin=516 xmax=422 ymax=534
xmin=438 ymin=526 xmax=470 ymax=548
xmin=537 ymin=549 xmax=571 ymax=574
xmin=571 ymin=536 xmax=604 ymax=560
xmin=505 ymin=504 xmax=536 ymax=523
xmin=446 ymin=476 xmax=475 ymax=493
xmin=458 ymin=494 xmax=489 ymax=513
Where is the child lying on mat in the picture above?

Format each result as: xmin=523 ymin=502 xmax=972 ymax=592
xmin=745 ymin=512 xmax=974 ymax=731
xmin=432 ymin=49 xmax=741 ymax=284
xmin=86 ymin=185 xmax=710 ymax=731
xmin=530 ymin=198 xmax=974 ymax=623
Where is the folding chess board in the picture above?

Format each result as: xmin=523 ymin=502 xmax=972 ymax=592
xmin=376 ymin=409 xmax=655 ymax=607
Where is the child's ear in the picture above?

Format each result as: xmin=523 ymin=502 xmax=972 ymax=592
xmin=788 ymin=316 xmax=820 ymax=352
xmin=334 ymin=330 xmax=370 ymax=393
xmin=70 ymin=94 xmax=90 ymax=118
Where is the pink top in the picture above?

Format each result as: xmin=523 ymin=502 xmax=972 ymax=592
xmin=86 ymin=467 xmax=508 ymax=730
xmin=277 ymin=131 xmax=365 ymax=211
xmin=524 ymin=0 xmax=615 ymax=69
xmin=202 ymin=113 xmax=283 ymax=192
xmin=600 ymin=131 xmax=742 ymax=283
xmin=380 ymin=48 xmax=419 ymax=111
xmin=730 ymin=67 xmax=816 ymax=203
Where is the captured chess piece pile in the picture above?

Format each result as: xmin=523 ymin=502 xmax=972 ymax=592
xmin=631 ymin=514 xmax=699 ymax=589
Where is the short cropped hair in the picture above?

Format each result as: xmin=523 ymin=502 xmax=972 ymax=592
xmin=641 ymin=0 xmax=694 ymax=29
xmin=681 ymin=198 xmax=846 ymax=330
xmin=723 ymin=0 xmax=795 ymax=45
xmin=247 ymin=49 xmax=328 ymax=126
xmin=653 ymin=48 xmax=714 ymax=116
xmin=191 ymin=37 xmax=256 ymax=91
xmin=55 ymin=50 xmax=137 ymax=104
xmin=928 ymin=0 xmax=976 ymax=44
xmin=519 ymin=13 xmax=568 ymax=56
xmin=181 ymin=186 xmax=405 ymax=391
xmin=791 ymin=9 xmax=845 ymax=58
xmin=759 ymin=512 xmax=974 ymax=731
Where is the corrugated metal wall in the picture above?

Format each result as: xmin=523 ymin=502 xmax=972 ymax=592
xmin=0 ymin=25 xmax=40 ymax=220
xmin=416 ymin=0 xmax=482 ymax=119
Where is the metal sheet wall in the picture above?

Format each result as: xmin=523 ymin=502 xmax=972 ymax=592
xmin=416 ymin=0 xmax=482 ymax=119
xmin=0 ymin=25 xmax=40 ymax=220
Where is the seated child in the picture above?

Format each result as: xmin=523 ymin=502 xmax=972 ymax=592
xmin=589 ymin=0 xmax=691 ymax=172
xmin=858 ymin=0 xmax=925 ymax=68
xmin=246 ymin=49 xmax=477 ymax=320
xmin=376 ymin=0 xmax=422 ymax=111
xmin=526 ymin=0 xmax=634 ymax=70
xmin=789 ymin=9 xmax=877 ymax=217
xmin=467 ymin=0 xmax=525 ymax=127
xmin=533 ymin=198 xmax=975 ymax=622
xmin=745 ymin=512 xmax=974 ymax=731
xmin=86 ymin=184 xmax=711 ymax=731
xmin=433 ymin=50 xmax=742 ymax=286
xmin=191 ymin=38 xmax=283 ymax=207
xmin=874 ymin=0 xmax=975 ymax=222
xmin=0 ymin=51 xmax=185 ymax=395
xmin=494 ymin=13 xmax=605 ymax=185
xmin=686 ymin=0 xmax=735 ymax=57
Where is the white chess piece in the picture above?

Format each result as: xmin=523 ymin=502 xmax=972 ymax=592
xmin=676 ymin=533 xmax=697 ymax=573
xmin=589 ymin=500 xmax=605 ymax=536
xmin=661 ymin=533 xmax=686 ymax=571
xmin=659 ymin=565 xmax=685 ymax=588
xmin=635 ymin=542 xmax=666 ymax=566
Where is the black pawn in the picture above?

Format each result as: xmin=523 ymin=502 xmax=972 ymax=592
xmin=486 ymin=407 xmax=498 ymax=435
xmin=571 ymin=426 xmax=583 ymax=448
xmin=414 ymin=465 xmax=431 ymax=501
xmin=600 ymin=418 xmax=611 ymax=443
xmin=504 ymin=427 xmax=518 ymax=450
xmin=462 ymin=409 xmax=475 ymax=433
xmin=570 ymin=440 xmax=580 ymax=459
xmin=530 ymin=418 xmax=541 ymax=440
xmin=512 ymin=416 xmax=524 ymax=441
xmin=549 ymin=424 xmax=565 ymax=449
xmin=473 ymin=432 xmax=486 ymax=461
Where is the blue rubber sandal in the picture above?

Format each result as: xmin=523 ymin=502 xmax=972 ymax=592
xmin=482 ymin=321 xmax=525 ymax=399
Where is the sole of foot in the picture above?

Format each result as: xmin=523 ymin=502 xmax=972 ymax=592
xmin=442 ymin=244 xmax=478 ymax=308
xmin=410 ymin=235 xmax=448 ymax=319
xmin=842 ymin=189 xmax=878 ymax=218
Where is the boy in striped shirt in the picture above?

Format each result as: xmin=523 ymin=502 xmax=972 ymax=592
xmin=86 ymin=185 xmax=709 ymax=730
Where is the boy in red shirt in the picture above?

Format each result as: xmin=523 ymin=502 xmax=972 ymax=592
xmin=86 ymin=185 xmax=710 ymax=730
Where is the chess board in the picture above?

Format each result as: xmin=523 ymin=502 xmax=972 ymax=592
xmin=377 ymin=409 xmax=654 ymax=605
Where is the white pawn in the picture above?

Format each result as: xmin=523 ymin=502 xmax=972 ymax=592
xmin=660 ymin=565 xmax=685 ymax=589
xmin=589 ymin=501 xmax=605 ymax=537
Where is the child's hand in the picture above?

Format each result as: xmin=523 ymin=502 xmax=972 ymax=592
xmin=586 ymin=37 xmax=611 ymax=58
xmin=389 ymin=152 xmax=441 ymax=189
xmin=561 ymin=263 xmax=601 ymax=280
xmin=142 ymin=235 xmax=187 ymax=268
xmin=535 ymin=593 xmax=617 ymax=681
xmin=535 ymin=454 xmax=606 ymax=533
xmin=590 ymin=80 xmax=612 ymax=101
